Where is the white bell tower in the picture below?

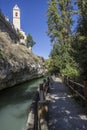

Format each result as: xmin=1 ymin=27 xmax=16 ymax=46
xmin=13 ymin=4 xmax=20 ymax=30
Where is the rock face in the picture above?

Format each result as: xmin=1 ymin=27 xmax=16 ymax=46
xmin=0 ymin=32 xmax=45 ymax=90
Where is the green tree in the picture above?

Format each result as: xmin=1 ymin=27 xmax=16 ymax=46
xmin=72 ymin=0 xmax=87 ymax=80
xmin=47 ymin=0 xmax=73 ymax=44
xmin=47 ymin=0 xmax=78 ymax=78
xmin=26 ymin=34 xmax=36 ymax=48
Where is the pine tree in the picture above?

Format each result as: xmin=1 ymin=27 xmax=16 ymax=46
xmin=26 ymin=34 xmax=36 ymax=48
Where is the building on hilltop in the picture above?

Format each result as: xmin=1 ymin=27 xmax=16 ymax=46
xmin=13 ymin=4 xmax=26 ymax=45
xmin=13 ymin=5 xmax=20 ymax=30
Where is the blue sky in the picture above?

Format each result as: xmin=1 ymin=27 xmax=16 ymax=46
xmin=0 ymin=0 xmax=52 ymax=59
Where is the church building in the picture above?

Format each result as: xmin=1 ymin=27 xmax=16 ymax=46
xmin=13 ymin=5 xmax=26 ymax=45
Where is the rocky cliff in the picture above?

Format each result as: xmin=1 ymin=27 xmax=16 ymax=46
xmin=0 ymin=32 xmax=45 ymax=90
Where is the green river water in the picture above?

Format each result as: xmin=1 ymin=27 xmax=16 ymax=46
xmin=0 ymin=78 xmax=43 ymax=130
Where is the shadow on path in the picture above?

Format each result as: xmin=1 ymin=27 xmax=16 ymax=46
xmin=48 ymin=78 xmax=87 ymax=130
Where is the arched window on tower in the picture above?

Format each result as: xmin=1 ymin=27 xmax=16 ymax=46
xmin=15 ymin=12 xmax=18 ymax=17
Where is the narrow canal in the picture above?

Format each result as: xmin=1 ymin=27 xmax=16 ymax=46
xmin=0 ymin=78 xmax=43 ymax=130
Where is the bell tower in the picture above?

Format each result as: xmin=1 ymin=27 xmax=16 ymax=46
xmin=13 ymin=4 xmax=20 ymax=30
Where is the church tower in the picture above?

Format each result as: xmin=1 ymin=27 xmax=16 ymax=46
xmin=13 ymin=4 xmax=20 ymax=30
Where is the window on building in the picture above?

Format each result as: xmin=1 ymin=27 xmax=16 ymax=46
xmin=15 ymin=12 xmax=18 ymax=17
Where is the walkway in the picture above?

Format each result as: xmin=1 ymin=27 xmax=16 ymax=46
xmin=48 ymin=77 xmax=87 ymax=130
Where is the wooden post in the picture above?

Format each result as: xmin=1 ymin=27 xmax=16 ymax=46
xmin=83 ymin=81 xmax=87 ymax=99
xmin=38 ymin=101 xmax=48 ymax=130
xmin=39 ymin=83 xmax=45 ymax=101
xmin=61 ymin=75 xmax=64 ymax=82
xmin=26 ymin=110 xmax=34 ymax=130
xmin=83 ymin=81 xmax=87 ymax=107
xmin=66 ymin=76 xmax=68 ymax=86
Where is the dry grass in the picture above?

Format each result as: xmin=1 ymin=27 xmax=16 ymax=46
xmin=0 ymin=32 xmax=39 ymax=63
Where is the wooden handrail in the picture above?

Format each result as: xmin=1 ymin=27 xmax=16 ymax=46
xmin=26 ymin=77 xmax=51 ymax=130
xmin=64 ymin=76 xmax=87 ymax=102
xmin=38 ymin=82 xmax=49 ymax=130
xmin=69 ymin=80 xmax=84 ymax=88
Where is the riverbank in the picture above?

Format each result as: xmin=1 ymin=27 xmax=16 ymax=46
xmin=0 ymin=32 xmax=46 ymax=90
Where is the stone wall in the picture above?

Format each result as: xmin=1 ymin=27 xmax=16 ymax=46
xmin=0 ymin=10 xmax=19 ymax=43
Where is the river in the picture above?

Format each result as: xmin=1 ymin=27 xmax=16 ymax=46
xmin=0 ymin=78 xmax=43 ymax=130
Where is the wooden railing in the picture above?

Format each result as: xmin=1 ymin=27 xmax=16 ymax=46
xmin=64 ymin=76 xmax=87 ymax=104
xmin=38 ymin=83 xmax=49 ymax=130
xmin=26 ymin=77 xmax=51 ymax=130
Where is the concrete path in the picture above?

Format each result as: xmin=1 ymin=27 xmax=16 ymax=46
xmin=48 ymin=77 xmax=87 ymax=130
